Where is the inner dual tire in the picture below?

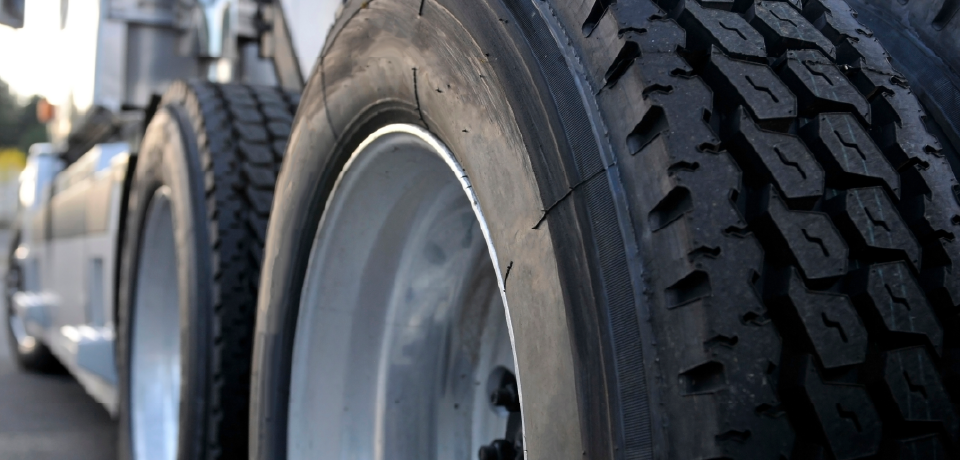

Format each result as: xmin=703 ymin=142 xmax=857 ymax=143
xmin=250 ymin=0 xmax=960 ymax=459
xmin=117 ymin=81 xmax=296 ymax=460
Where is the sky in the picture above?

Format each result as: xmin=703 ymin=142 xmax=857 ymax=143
xmin=0 ymin=0 xmax=63 ymax=102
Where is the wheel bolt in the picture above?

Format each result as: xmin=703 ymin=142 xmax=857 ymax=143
xmin=478 ymin=439 xmax=516 ymax=460
xmin=490 ymin=385 xmax=520 ymax=412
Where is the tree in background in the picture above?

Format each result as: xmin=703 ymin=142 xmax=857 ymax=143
xmin=0 ymin=78 xmax=19 ymax=148
xmin=16 ymin=96 xmax=47 ymax=152
xmin=0 ymin=77 xmax=33 ymax=222
xmin=0 ymin=76 xmax=47 ymax=157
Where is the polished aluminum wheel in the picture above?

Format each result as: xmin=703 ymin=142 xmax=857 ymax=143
xmin=5 ymin=259 xmax=36 ymax=354
xmin=130 ymin=187 xmax=180 ymax=460
xmin=6 ymin=311 xmax=34 ymax=354
xmin=288 ymin=125 xmax=521 ymax=459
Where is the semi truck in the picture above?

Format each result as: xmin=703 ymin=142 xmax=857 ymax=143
xmin=2 ymin=0 xmax=960 ymax=458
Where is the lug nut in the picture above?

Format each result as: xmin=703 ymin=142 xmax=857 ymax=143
xmin=489 ymin=384 xmax=520 ymax=412
xmin=478 ymin=439 xmax=516 ymax=460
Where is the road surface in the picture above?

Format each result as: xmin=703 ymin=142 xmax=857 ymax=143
xmin=0 ymin=230 xmax=118 ymax=460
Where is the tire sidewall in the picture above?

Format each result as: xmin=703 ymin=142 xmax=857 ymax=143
xmin=117 ymin=104 xmax=213 ymax=460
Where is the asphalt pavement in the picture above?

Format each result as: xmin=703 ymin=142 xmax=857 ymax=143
xmin=0 ymin=231 xmax=118 ymax=460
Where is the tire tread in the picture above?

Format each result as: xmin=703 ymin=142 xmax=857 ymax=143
xmin=161 ymin=81 xmax=295 ymax=460
xmin=553 ymin=0 xmax=960 ymax=456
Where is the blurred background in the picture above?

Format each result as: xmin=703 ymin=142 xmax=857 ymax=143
xmin=0 ymin=4 xmax=118 ymax=459
xmin=0 ymin=35 xmax=44 ymax=228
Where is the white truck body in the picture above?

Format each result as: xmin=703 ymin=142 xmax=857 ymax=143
xmin=4 ymin=0 xmax=339 ymax=414
xmin=14 ymin=142 xmax=130 ymax=413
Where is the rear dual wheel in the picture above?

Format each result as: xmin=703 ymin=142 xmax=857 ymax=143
xmin=117 ymin=81 xmax=296 ymax=460
xmin=251 ymin=0 xmax=960 ymax=458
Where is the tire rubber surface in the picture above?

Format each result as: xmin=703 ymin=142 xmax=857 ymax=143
xmin=567 ymin=0 xmax=960 ymax=456
xmin=251 ymin=0 xmax=960 ymax=458
xmin=117 ymin=81 xmax=296 ymax=460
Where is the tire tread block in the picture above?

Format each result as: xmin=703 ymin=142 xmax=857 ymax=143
xmin=761 ymin=189 xmax=849 ymax=279
xmin=238 ymin=139 xmax=276 ymax=165
xmin=801 ymin=0 xmax=893 ymax=70
xmin=678 ymin=0 xmax=767 ymax=59
xmin=704 ymin=49 xmax=797 ymax=129
xmin=773 ymin=269 xmax=868 ymax=368
xmin=800 ymin=113 xmax=900 ymax=196
xmin=728 ymin=106 xmax=824 ymax=203
xmin=825 ymin=187 xmax=920 ymax=269
xmin=856 ymin=262 xmax=943 ymax=352
xmin=242 ymin=163 xmax=278 ymax=189
xmin=881 ymin=347 xmax=960 ymax=444
xmin=794 ymin=356 xmax=882 ymax=460
xmin=634 ymin=78 xmax=719 ymax=158
xmin=777 ymin=49 xmax=870 ymax=120
xmin=885 ymin=435 xmax=950 ymax=460
xmin=854 ymin=68 xmax=943 ymax=168
xmin=751 ymin=1 xmax=836 ymax=58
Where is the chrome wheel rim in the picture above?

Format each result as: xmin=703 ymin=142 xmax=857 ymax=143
xmin=7 ymin=312 xmax=34 ymax=353
xmin=5 ymin=257 xmax=35 ymax=354
xmin=131 ymin=186 xmax=181 ymax=460
xmin=288 ymin=124 xmax=521 ymax=459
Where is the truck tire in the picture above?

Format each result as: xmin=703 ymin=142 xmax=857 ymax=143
xmin=250 ymin=0 xmax=960 ymax=459
xmin=117 ymin=81 xmax=297 ymax=460
xmin=4 ymin=232 xmax=58 ymax=372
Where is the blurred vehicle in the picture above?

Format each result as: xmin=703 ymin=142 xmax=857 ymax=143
xmin=3 ymin=0 xmax=960 ymax=459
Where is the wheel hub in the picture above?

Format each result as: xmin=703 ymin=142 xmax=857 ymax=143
xmin=130 ymin=187 xmax=181 ymax=460
xmin=288 ymin=125 xmax=523 ymax=459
